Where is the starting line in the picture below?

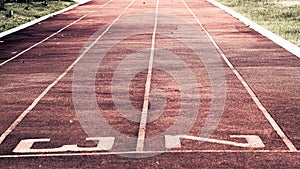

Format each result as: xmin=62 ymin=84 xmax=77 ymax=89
xmin=0 ymin=149 xmax=298 ymax=159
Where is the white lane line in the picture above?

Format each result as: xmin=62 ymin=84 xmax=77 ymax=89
xmin=0 ymin=15 xmax=86 ymax=67
xmin=136 ymin=0 xmax=160 ymax=152
xmin=180 ymin=0 xmax=298 ymax=152
xmin=0 ymin=3 xmax=81 ymax=39
xmin=0 ymin=0 xmax=135 ymax=145
xmin=0 ymin=149 xmax=299 ymax=158
xmin=98 ymin=0 xmax=113 ymax=8
xmin=0 ymin=0 xmax=113 ymax=67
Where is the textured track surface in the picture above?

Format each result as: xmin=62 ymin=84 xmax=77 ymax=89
xmin=0 ymin=0 xmax=299 ymax=168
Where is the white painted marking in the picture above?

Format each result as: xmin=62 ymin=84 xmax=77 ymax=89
xmin=0 ymin=15 xmax=87 ymax=67
xmin=230 ymin=135 xmax=265 ymax=148
xmin=136 ymin=0 xmax=159 ymax=152
xmin=207 ymin=0 xmax=300 ymax=59
xmin=0 ymin=3 xmax=81 ymax=39
xmin=165 ymin=135 xmax=181 ymax=149
xmin=2 ymin=149 xmax=299 ymax=158
xmin=0 ymin=0 xmax=135 ymax=145
xmin=74 ymin=0 xmax=92 ymax=5
xmin=181 ymin=0 xmax=298 ymax=152
xmin=13 ymin=137 xmax=115 ymax=153
xmin=0 ymin=0 xmax=113 ymax=67
xmin=165 ymin=135 xmax=265 ymax=149
xmin=98 ymin=0 xmax=113 ymax=8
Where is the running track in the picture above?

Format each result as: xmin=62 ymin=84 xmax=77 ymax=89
xmin=0 ymin=0 xmax=299 ymax=168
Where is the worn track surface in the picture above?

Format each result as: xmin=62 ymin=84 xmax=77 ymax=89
xmin=0 ymin=0 xmax=299 ymax=168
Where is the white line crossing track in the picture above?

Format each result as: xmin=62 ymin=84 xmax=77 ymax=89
xmin=0 ymin=0 xmax=299 ymax=168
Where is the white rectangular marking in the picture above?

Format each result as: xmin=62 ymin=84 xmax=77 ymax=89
xmin=165 ymin=135 xmax=265 ymax=149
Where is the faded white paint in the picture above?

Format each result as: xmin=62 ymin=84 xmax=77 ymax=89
xmin=13 ymin=137 xmax=115 ymax=153
xmin=165 ymin=135 xmax=265 ymax=149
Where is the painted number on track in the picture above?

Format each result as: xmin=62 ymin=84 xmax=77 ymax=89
xmin=13 ymin=137 xmax=115 ymax=153
xmin=13 ymin=135 xmax=264 ymax=153
xmin=165 ymin=135 xmax=265 ymax=148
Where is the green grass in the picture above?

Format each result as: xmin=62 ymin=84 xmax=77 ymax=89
xmin=0 ymin=0 xmax=76 ymax=33
xmin=216 ymin=0 xmax=300 ymax=46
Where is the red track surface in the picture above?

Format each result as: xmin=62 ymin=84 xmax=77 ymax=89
xmin=0 ymin=0 xmax=299 ymax=168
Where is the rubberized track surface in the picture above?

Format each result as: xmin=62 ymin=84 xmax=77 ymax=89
xmin=0 ymin=0 xmax=299 ymax=168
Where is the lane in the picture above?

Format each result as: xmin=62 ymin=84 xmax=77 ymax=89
xmin=0 ymin=0 xmax=113 ymax=67
xmin=0 ymin=0 xmax=133 ymax=145
xmin=0 ymin=0 xmax=106 ymax=63
xmin=0 ymin=0 xmax=117 ymax=134
xmin=181 ymin=0 xmax=296 ymax=151
xmin=182 ymin=0 xmax=300 ymax=150
xmin=0 ymin=0 xmax=158 ymax=155
xmin=0 ymin=15 xmax=88 ymax=67
xmin=139 ymin=0 xmax=290 ymax=152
